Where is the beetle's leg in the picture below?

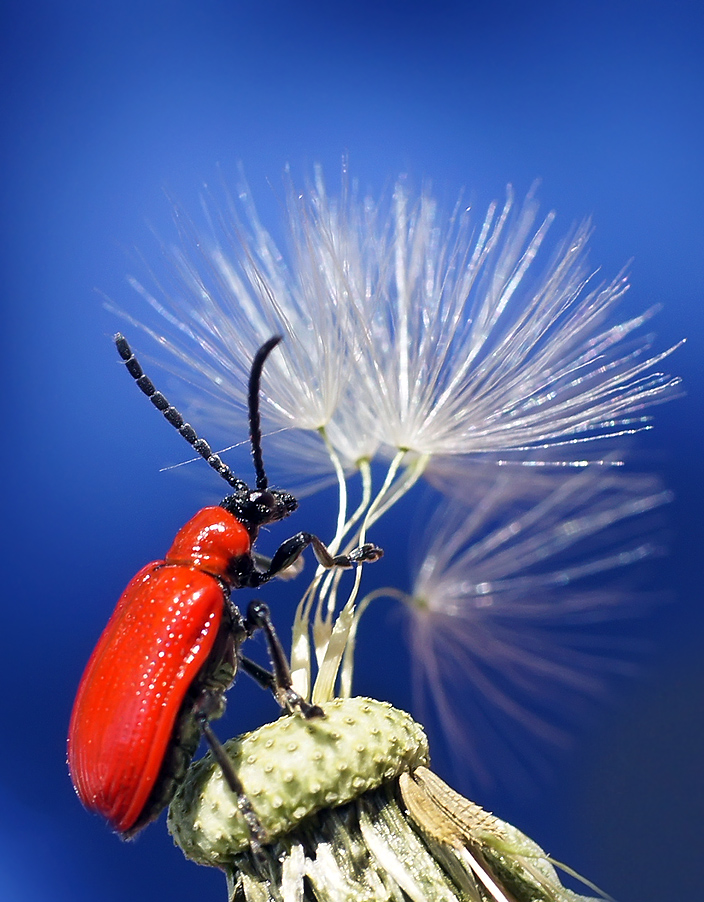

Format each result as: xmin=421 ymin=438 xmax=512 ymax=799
xmin=251 ymin=550 xmax=304 ymax=581
xmin=192 ymin=691 xmax=268 ymax=850
xmin=238 ymin=654 xmax=277 ymax=690
xmin=238 ymin=656 xmax=315 ymax=716
xmin=244 ymin=600 xmax=324 ymax=719
xmin=239 ymin=655 xmax=323 ymax=719
xmin=247 ymin=533 xmax=383 ymax=586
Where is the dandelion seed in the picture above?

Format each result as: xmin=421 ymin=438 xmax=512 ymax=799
xmin=396 ymin=462 xmax=671 ymax=786
xmin=126 ymin=168 xmax=381 ymax=479
xmin=359 ymin=192 xmax=681 ymax=458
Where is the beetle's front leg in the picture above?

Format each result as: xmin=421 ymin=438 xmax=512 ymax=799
xmin=251 ymin=550 xmax=304 ymax=581
xmin=246 ymin=532 xmax=383 ymax=586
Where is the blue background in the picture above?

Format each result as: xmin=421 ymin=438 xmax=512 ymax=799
xmin=2 ymin=2 xmax=702 ymax=901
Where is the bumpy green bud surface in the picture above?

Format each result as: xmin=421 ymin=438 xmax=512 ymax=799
xmin=168 ymin=697 xmax=429 ymax=864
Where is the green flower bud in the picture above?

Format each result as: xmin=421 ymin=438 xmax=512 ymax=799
xmin=168 ymin=697 xmax=429 ymax=864
xmin=168 ymin=699 xmax=606 ymax=902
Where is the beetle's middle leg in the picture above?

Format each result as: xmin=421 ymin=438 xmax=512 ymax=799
xmin=243 ymin=600 xmax=323 ymax=719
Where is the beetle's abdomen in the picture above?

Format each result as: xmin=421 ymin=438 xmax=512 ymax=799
xmin=67 ymin=562 xmax=225 ymax=835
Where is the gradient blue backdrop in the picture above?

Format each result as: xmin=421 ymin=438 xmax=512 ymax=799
xmin=2 ymin=2 xmax=702 ymax=901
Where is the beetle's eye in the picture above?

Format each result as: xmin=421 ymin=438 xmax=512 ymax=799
xmin=251 ymin=490 xmax=275 ymax=511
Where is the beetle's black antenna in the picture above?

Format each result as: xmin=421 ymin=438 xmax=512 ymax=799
xmin=248 ymin=336 xmax=281 ymax=491
xmin=115 ymin=333 xmax=249 ymax=493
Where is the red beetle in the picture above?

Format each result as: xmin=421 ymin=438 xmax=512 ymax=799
xmin=67 ymin=334 xmax=381 ymax=839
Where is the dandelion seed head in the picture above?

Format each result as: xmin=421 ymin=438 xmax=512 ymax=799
xmin=124 ymin=168 xmax=680 ymax=481
xmin=114 ymin=164 xmax=680 ymax=792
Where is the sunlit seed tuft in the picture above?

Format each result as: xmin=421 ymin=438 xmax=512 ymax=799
xmin=127 ymin=171 xmax=679 ymax=480
xmin=400 ymin=462 xmax=671 ymax=787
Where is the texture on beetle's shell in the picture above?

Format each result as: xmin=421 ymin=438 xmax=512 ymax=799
xmin=167 ymin=697 xmax=429 ymax=863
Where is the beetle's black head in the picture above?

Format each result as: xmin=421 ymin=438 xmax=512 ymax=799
xmin=221 ymin=486 xmax=298 ymax=532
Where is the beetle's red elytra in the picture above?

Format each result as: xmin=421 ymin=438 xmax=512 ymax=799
xmin=68 ymin=508 xmax=249 ymax=834
xmin=67 ymin=335 xmax=382 ymax=841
